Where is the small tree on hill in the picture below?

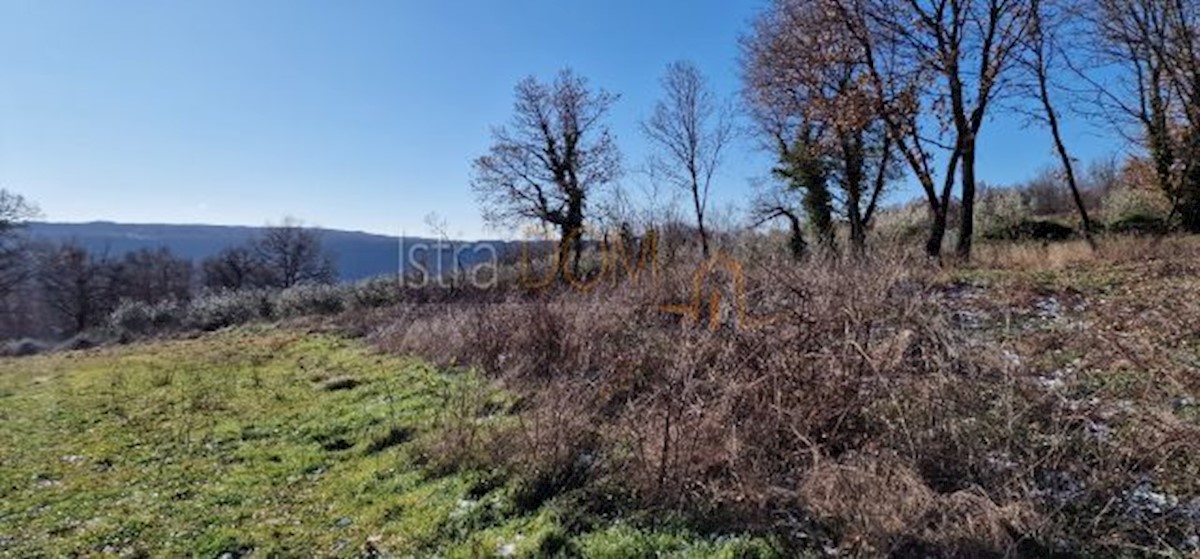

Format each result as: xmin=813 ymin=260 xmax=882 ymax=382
xmin=0 ymin=190 xmax=39 ymax=299
xmin=253 ymin=219 xmax=336 ymax=288
xmin=111 ymin=247 xmax=194 ymax=303
xmin=36 ymin=243 xmax=115 ymax=334
xmin=472 ymin=69 xmax=622 ymax=279
xmin=201 ymin=246 xmax=272 ymax=291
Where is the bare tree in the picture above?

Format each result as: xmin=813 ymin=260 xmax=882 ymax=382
xmin=0 ymin=190 xmax=39 ymax=299
xmin=1076 ymin=0 xmax=1200 ymax=231
xmin=423 ymin=212 xmax=468 ymax=288
xmin=253 ymin=219 xmax=336 ymax=288
xmin=750 ymin=181 xmax=809 ymax=260
xmin=472 ymin=69 xmax=622 ymax=279
xmin=36 ymin=243 xmax=114 ymax=335
xmin=643 ymin=61 xmax=733 ymax=259
xmin=901 ymin=0 xmax=1033 ymax=258
xmin=0 ymin=190 xmax=37 ymax=235
xmin=201 ymin=246 xmax=271 ymax=291
xmin=1019 ymin=0 xmax=1098 ymax=248
xmin=112 ymin=247 xmax=193 ymax=303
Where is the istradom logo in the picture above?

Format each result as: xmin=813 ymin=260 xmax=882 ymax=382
xmin=659 ymin=251 xmax=780 ymax=332
xmin=512 ymin=228 xmax=779 ymax=332
xmin=516 ymin=227 xmax=659 ymax=291
xmin=398 ymin=237 xmax=499 ymax=290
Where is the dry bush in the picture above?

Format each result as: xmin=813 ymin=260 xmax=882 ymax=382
xmin=366 ymin=238 xmax=1200 ymax=555
xmin=975 ymin=187 xmax=1031 ymax=238
xmin=1 ymin=338 xmax=51 ymax=357
xmin=1102 ymin=181 xmax=1173 ymax=230
xmin=798 ymin=453 xmax=1032 ymax=556
xmin=871 ymin=201 xmax=934 ymax=246
xmin=373 ymin=254 xmax=1033 ymax=547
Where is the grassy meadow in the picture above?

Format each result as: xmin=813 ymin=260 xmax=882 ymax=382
xmin=0 ymin=328 xmax=777 ymax=557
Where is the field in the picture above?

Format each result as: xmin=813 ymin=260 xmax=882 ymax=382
xmin=0 ymin=329 xmax=776 ymax=557
xmin=2 ymin=237 xmax=1200 ymax=557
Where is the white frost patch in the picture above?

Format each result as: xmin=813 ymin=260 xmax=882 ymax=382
xmin=450 ymin=499 xmax=476 ymax=519
xmin=497 ymin=534 xmax=525 ymax=557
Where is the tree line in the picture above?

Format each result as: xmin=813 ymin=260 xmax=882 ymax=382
xmin=0 ymin=203 xmax=336 ymax=339
xmin=472 ymin=0 xmax=1200 ymax=267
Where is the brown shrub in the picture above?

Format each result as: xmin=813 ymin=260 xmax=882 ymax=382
xmin=365 ymin=242 xmax=1200 ymax=555
xmin=797 ymin=453 xmax=1031 ymax=556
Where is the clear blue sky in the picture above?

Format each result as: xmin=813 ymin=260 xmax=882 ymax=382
xmin=1 ymin=0 xmax=1123 ymax=239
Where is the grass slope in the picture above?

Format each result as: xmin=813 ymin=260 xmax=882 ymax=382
xmin=0 ymin=328 xmax=777 ymax=558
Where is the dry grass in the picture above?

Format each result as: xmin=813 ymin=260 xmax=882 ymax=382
xmin=798 ymin=454 xmax=1033 ymax=556
xmin=356 ymin=235 xmax=1200 ymax=556
xmin=970 ymin=234 xmax=1200 ymax=272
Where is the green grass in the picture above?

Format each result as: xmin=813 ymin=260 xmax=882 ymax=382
xmin=0 ymin=327 xmax=779 ymax=557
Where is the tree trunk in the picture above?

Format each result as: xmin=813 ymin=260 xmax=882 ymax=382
xmin=957 ymin=141 xmax=977 ymax=260
xmin=557 ymin=223 xmax=573 ymax=283
xmin=843 ymin=132 xmax=867 ymax=256
xmin=926 ymin=206 xmax=948 ymax=259
xmin=572 ymin=234 xmax=583 ymax=279
xmin=1045 ymin=98 xmax=1097 ymax=249
xmin=1031 ymin=7 xmax=1096 ymax=249
xmin=562 ymin=196 xmax=586 ymax=281
xmin=692 ymin=187 xmax=710 ymax=260
xmin=1182 ymin=130 xmax=1200 ymax=233
xmin=786 ymin=213 xmax=807 ymax=261
xmin=849 ymin=211 xmax=866 ymax=256
xmin=808 ymin=190 xmax=836 ymax=254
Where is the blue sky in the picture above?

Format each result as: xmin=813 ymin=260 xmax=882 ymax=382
xmin=1 ymin=0 xmax=1125 ymax=239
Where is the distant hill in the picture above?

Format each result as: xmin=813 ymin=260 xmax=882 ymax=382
xmin=25 ymin=222 xmax=515 ymax=282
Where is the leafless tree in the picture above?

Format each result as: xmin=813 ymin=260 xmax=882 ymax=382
xmin=0 ymin=190 xmax=39 ymax=299
xmin=1014 ymin=0 xmax=1097 ymax=248
xmin=201 ymin=246 xmax=271 ymax=291
xmin=0 ymin=190 xmax=37 ymax=235
xmin=112 ymin=247 xmax=193 ymax=303
xmin=472 ymin=69 xmax=622 ymax=279
xmin=750 ymin=181 xmax=809 ymax=260
xmin=253 ymin=219 xmax=336 ymax=288
xmin=643 ymin=61 xmax=734 ymax=259
xmin=423 ymin=212 xmax=468 ymax=289
xmin=1081 ymin=157 xmax=1122 ymax=201
xmin=1076 ymin=0 xmax=1200 ymax=231
xmin=36 ymin=243 xmax=114 ymax=334
xmin=906 ymin=0 xmax=1033 ymax=258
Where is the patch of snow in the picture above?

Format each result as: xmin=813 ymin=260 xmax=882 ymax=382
xmin=1033 ymin=471 xmax=1086 ymax=507
xmin=1125 ymin=482 xmax=1179 ymax=518
xmin=1035 ymin=297 xmax=1062 ymax=320
xmin=450 ymin=499 xmax=476 ymax=519
xmin=952 ymin=310 xmax=986 ymax=330
xmin=1084 ymin=420 xmax=1113 ymax=442
xmin=986 ymin=452 xmax=1017 ymax=472
xmin=1036 ymin=369 xmax=1067 ymax=391
xmin=1097 ymin=400 xmax=1134 ymax=421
